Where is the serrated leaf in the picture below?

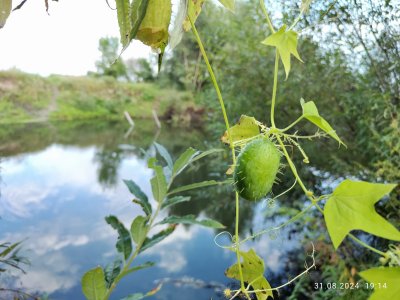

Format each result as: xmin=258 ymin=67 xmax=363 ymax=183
xmin=124 ymin=180 xmax=152 ymax=216
xmin=262 ymin=24 xmax=303 ymax=79
xmin=161 ymin=196 xmax=191 ymax=209
xmin=116 ymin=0 xmax=131 ymax=47
xmin=172 ymin=147 xmax=199 ymax=176
xmin=105 ymin=216 xmax=132 ymax=260
xmin=183 ymin=0 xmax=205 ymax=31
xmin=129 ymin=0 xmax=149 ymax=43
xmin=226 ymin=249 xmax=273 ymax=300
xmin=218 ymin=0 xmax=235 ymax=12
xmin=221 ymin=115 xmax=260 ymax=144
xmin=300 ymin=99 xmax=345 ymax=146
xmin=324 ymin=180 xmax=399 ymax=249
xmin=121 ymin=261 xmax=155 ymax=277
xmin=158 ymin=215 xmax=225 ymax=228
xmin=154 ymin=143 xmax=173 ymax=170
xmin=104 ymin=258 xmax=122 ymax=289
xmin=81 ymin=267 xmax=108 ymax=300
xmin=131 ymin=216 xmax=148 ymax=244
xmin=0 ymin=0 xmax=12 ymax=29
xmin=168 ymin=180 xmax=228 ymax=195
xmin=359 ymin=267 xmax=400 ymax=300
xmin=140 ymin=225 xmax=176 ymax=253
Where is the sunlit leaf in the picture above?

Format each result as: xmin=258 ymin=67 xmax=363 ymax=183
xmin=130 ymin=215 xmax=148 ymax=244
xmin=158 ymin=215 xmax=225 ymax=228
xmin=0 ymin=0 xmax=12 ymax=29
xmin=324 ymin=180 xmax=399 ymax=249
xmin=221 ymin=115 xmax=260 ymax=144
xmin=183 ymin=0 xmax=205 ymax=31
xmin=140 ymin=225 xmax=176 ymax=253
xmin=123 ymin=179 xmax=152 ymax=216
xmin=154 ymin=142 xmax=173 ymax=170
xmin=129 ymin=0 xmax=149 ymax=43
xmin=121 ymin=261 xmax=155 ymax=277
xmin=218 ymin=0 xmax=235 ymax=12
xmin=116 ymin=0 xmax=131 ymax=47
xmin=300 ymin=99 xmax=345 ymax=146
xmin=226 ymin=249 xmax=273 ymax=300
xmin=81 ymin=267 xmax=108 ymax=300
xmin=168 ymin=180 xmax=229 ymax=195
xmin=104 ymin=258 xmax=122 ymax=288
xmin=105 ymin=215 xmax=132 ymax=260
xmin=161 ymin=196 xmax=191 ymax=210
xmin=359 ymin=267 xmax=400 ymax=300
xmin=148 ymin=158 xmax=168 ymax=203
xmin=262 ymin=24 xmax=303 ymax=79
xmin=172 ymin=147 xmax=199 ymax=176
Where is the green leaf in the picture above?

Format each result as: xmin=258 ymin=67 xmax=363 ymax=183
xmin=183 ymin=0 xmax=205 ymax=31
xmin=116 ymin=0 xmax=131 ymax=47
xmin=300 ymin=99 xmax=345 ymax=146
xmin=140 ymin=225 xmax=176 ymax=253
xmin=161 ymin=196 xmax=191 ymax=210
xmin=121 ymin=284 xmax=162 ymax=300
xmin=121 ymin=261 xmax=155 ymax=277
xmin=359 ymin=267 xmax=400 ymax=300
xmin=218 ymin=0 xmax=235 ymax=12
xmin=149 ymin=164 xmax=168 ymax=203
xmin=129 ymin=0 xmax=150 ymax=43
xmin=262 ymin=24 xmax=303 ymax=79
xmin=190 ymin=148 xmax=225 ymax=163
xmin=172 ymin=147 xmax=199 ymax=176
xmin=168 ymin=180 xmax=229 ymax=195
xmin=0 ymin=242 xmax=21 ymax=258
xmin=124 ymin=180 xmax=152 ymax=216
xmin=130 ymin=216 xmax=148 ymax=244
xmin=154 ymin=143 xmax=173 ymax=170
xmin=221 ymin=115 xmax=260 ymax=144
xmin=105 ymin=216 xmax=133 ymax=260
xmin=158 ymin=215 xmax=225 ymax=229
xmin=81 ymin=267 xmax=108 ymax=300
xmin=324 ymin=180 xmax=400 ymax=249
xmin=0 ymin=0 xmax=12 ymax=29
xmin=104 ymin=258 xmax=122 ymax=288
xmin=226 ymin=249 xmax=273 ymax=300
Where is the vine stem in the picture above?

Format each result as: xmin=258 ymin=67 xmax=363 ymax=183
xmin=260 ymin=0 xmax=275 ymax=33
xmin=189 ymin=15 xmax=250 ymax=298
xmin=270 ymin=50 xmax=279 ymax=128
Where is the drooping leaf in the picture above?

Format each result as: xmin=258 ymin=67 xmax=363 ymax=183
xmin=183 ymin=0 xmax=205 ymax=31
xmin=140 ymin=225 xmax=176 ymax=253
xmin=226 ymin=249 xmax=273 ymax=300
xmin=324 ymin=180 xmax=399 ymax=249
xmin=172 ymin=147 xmax=199 ymax=176
xmin=121 ymin=261 xmax=155 ymax=277
xmin=161 ymin=196 xmax=191 ymax=210
xmin=129 ymin=0 xmax=149 ymax=43
xmin=105 ymin=216 xmax=133 ymax=260
xmin=148 ymin=158 xmax=168 ymax=203
xmin=218 ymin=0 xmax=235 ymax=12
xmin=104 ymin=258 xmax=122 ymax=288
xmin=262 ymin=24 xmax=303 ymax=79
xmin=130 ymin=215 xmax=148 ymax=244
xmin=221 ymin=115 xmax=260 ymax=145
xmin=81 ymin=267 xmax=108 ymax=300
xmin=115 ymin=0 xmax=131 ymax=47
xmin=169 ymin=0 xmax=188 ymax=49
xmin=168 ymin=180 xmax=229 ymax=195
xmin=300 ymin=99 xmax=345 ymax=146
xmin=154 ymin=143 xmax=173 ymax=170
xmin=121 ymin=284 xmax=162 ymax=300
xmin=133 ymin=0 xmax=172 ymax=50
xmin=124 ymin=179 xmax=152 ymax=216
xmin=0 ymin=0 xmax=12 ymax=29
xmin=158 ymin=215 xmax=225 ymax=228
xmin=359 ymin=267 xmax=400 ymax=300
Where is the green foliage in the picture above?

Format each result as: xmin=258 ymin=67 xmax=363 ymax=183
xmin=324 ymin=180 xmax=400 ymax=249
xmin=116 ymin=0 xmax=131 ymax=47
xmin=130 ymin=216 xmax=148 ymax=244
xmin=217 ymin=0 xmax=235 ymax=12
xmin=183 ymin=0 xmax=205 ymax=31
xmin=221 ymin=115 xmax=260 ymax=145
xmin=158 ymin=214 xmax=225 ymax=228
xmin=105 ymin=215 xmax=133 ymax=260
xmin=0 ymin=0 xmax=12 ymax=28
xmin=359 ymin=267 xmax=400 ymax=300
xmin=82 ymin=267 xmax=108 ymax=300
xmin=95 ymin=37 xmax=128 ymax=79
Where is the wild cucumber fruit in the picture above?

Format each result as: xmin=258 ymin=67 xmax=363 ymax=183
xmin=234 ymin=138 xmax=281 ymax=201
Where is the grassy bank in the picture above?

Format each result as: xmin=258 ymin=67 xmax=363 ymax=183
xmin=0 ymin=70 xmax=197 ymax=124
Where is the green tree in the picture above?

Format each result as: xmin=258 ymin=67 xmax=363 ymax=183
xmin=95 ymin=37 xmax=129 ymax=80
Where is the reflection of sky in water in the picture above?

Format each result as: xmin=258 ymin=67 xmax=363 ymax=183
xmin=0 ymin=144 xmax=300 ymax=299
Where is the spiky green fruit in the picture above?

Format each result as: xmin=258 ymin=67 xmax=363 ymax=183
xmin=234 ymin=138 xmax=281 ymax=201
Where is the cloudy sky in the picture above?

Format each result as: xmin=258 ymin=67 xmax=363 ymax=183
xmin=0 ymin=0 xmax=150 ymax=76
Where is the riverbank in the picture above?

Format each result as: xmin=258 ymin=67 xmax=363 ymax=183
xmin=0 ymin=70 xmax=201 ymax=124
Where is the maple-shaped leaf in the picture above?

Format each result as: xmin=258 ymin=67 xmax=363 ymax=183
xmin=262 ymin=24 xmax=303 ymax=79
xmin=324 ymin=180 xmax=400 ymax=249
xmin=226 ymin=249 xmax=273 ymax=300
xmin=359 ymin=267 xmax=400 ymax=300
xmin=221 ymin=115 xmax=260 ymax=145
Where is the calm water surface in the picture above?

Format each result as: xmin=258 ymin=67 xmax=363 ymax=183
xmin=0 ymin=120 xmax=308 ymax=299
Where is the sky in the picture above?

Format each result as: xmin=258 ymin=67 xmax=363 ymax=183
xmin=0 ymin=0 xmax=151 ymax=76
